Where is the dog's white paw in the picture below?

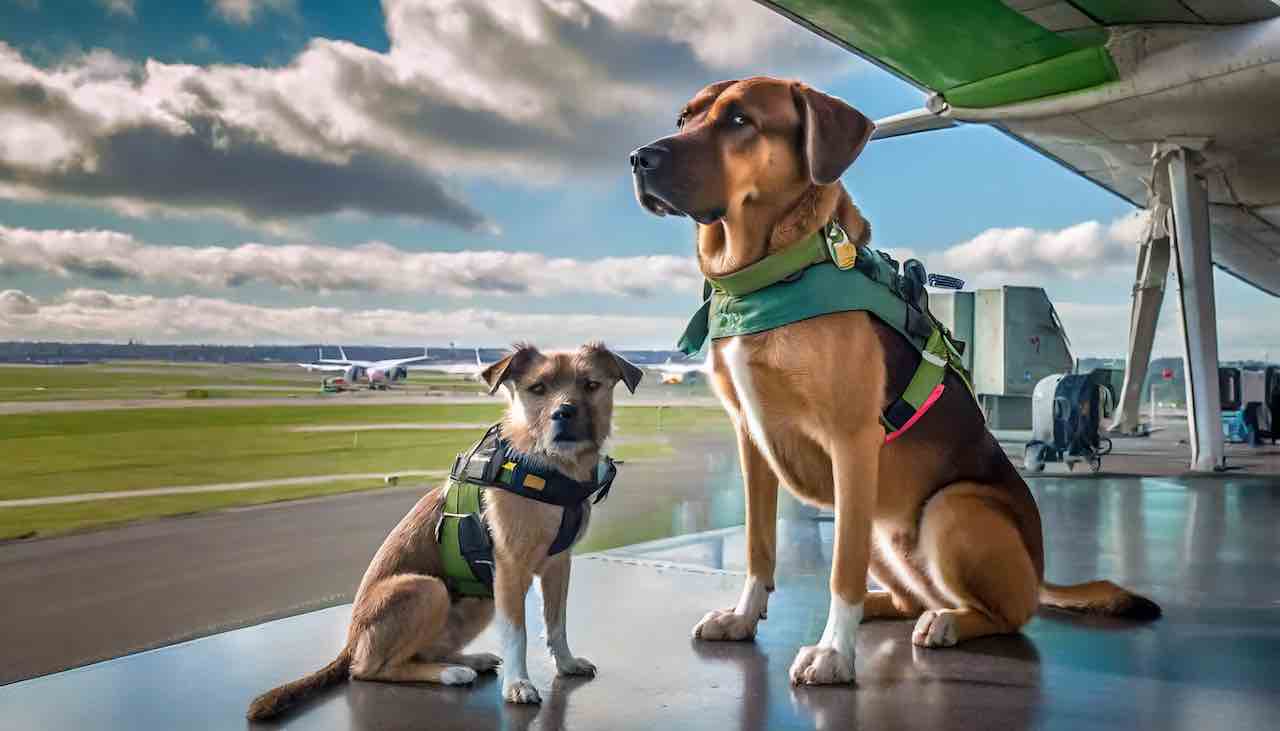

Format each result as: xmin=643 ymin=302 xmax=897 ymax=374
xmin=556 ymin=656 xmax=597 ymax=677
xmin=439 ymin=666 xmax=478 ymax=686
xmin=502 ymin=679 xmax=542 ymax=704
xmin=789 ymin=645 xmax=855 ymax=686
xmin=912 ymin=609 xmax=958 ymax=648
xmin=692 ymin=607 xmax=760 ymax=641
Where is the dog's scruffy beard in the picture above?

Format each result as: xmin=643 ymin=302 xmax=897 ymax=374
xmin=502 ymin=398 xmax=607 ymax=482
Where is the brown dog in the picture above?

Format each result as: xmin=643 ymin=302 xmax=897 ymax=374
xmin=631 ymin=77 xmax=1158 ymax=685
xmin=247 ymin=343 xmax=642 ymax=718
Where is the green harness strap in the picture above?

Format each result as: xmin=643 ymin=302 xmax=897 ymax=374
xmin=677 ymin=222 xmax=976 ymax=440
xmin=710 ymin=230 xmax=832 ymax=297
xmin=439 ymin=479 xmax=490 ymax=598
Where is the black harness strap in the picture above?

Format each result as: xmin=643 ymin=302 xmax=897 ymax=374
xmin=441 ymin=424 xmax=617 ymax=596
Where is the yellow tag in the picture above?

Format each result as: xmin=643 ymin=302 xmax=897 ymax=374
xmin=502 ymin=461 xmax=517 ymax=471
xmin=832 ymin=241 xmax=857 ymax=270
xmin=523 ymin=474 xmax=546 ymax=490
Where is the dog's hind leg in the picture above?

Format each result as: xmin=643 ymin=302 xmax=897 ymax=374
xmin=432 ymin=597 xmax=501 ymax=673
xmin=911 ymin=483 xmax=1039 ymax=648
xmin=349 ymin=574 xmax=478 ymax=685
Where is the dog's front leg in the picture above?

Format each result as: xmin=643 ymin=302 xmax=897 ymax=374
xmin=495 ymin=560 xmax=540 ymax=704
xmin=539 ymin=552 xmax=596 ymax=677
xmin=693 ymin=428 xmax=778 ymax=641
xmin=789 ymin=426 xmax=881 ymax=686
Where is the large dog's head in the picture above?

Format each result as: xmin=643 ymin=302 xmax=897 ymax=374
xmin=630 ymin=77 xmax=873 ymax=226
xmin=481 ymin=342 xmax=643 ymax=476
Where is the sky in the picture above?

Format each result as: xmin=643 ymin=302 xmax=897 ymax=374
xmin=0 ymin=0 xmax=1276 ymax=359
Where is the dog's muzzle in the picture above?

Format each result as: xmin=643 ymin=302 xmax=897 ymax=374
xmin=631 ymin=144 xmax=685 ymax=219
xmin=631 ymin=142 xmax=724 ymax=224
xmin=550 ymin=402 xmax=585 ymax=443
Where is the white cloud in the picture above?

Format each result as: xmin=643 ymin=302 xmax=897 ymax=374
xmin=96 ymin=0 xmax=136 ymax=18
xmin=923 ymin=211 xmax=1149 ymax=289
xmin=0 ymin=0 xmax=853 ymax=229
xmin=210 ymin=0 xmax=295 ymax=25
xmin=0 ymin=224 xmax=701 ymax=297
xmin=0 ymin=288 xmax=685 ymax=348
xmin=0 ymin=289 xmax=39 ymax=315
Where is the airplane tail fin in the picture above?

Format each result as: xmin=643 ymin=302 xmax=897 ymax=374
xmin=246 ymin=647 xmax=351 ymax=721
xmin=1039 ymin=581 xmax=1161 ymax=620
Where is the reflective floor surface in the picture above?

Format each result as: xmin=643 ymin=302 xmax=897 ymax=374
xmin=2 ymin=476 xmax=1277 ymax=730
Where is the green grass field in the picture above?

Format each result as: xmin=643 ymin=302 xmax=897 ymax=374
xmin=0 ymin=399 xmax=730 ymax=540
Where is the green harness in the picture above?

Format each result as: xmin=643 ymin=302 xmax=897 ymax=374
xmin=435 ymin=424 xmax=618 ymax=598
xmin=677 ymin=222 xmax=974 ymax=441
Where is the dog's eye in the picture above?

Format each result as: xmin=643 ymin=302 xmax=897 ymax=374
xmin=731 ymin=113 xmax=749 ymax=126
xmin=584 ymin=380 xmax=601 ymax=392
xmin=528 ymin=383 xmax=546 ymax=395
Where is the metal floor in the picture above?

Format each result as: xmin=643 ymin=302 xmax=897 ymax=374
xmin=2 ymin=476 xmax=1278 ymax=730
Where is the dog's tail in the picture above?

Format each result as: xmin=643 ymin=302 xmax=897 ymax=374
xmin=1039 ymin=581 xmax=1162 ymax=620
xmin=246 ymin=647 xmax=352 ymax=721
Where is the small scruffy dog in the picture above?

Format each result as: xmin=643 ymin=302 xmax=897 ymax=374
xmin=247 ymin=342 xmax=641 ymax=719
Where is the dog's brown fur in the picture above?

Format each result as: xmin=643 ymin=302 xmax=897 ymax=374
xmin=632 ymin=77 xmax=1159 ymax=685
xmin=246 ymin=343 xmax=642 ymax=719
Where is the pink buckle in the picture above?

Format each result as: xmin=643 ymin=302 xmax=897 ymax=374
xmin=884 ymin=384 xmax=945 ymax=444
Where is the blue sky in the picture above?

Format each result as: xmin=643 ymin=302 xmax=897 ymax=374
xmin=0 ymin=0 xmax=1273 ymax=358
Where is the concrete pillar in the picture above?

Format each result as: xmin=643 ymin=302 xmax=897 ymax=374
xmin=1111 ymin=217 xmax=1171 ymax=434
xmin=1167 ymin=150 xmax=1225 ymax=472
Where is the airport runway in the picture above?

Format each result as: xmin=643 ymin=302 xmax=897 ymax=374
xmin=0 ymin=439 xmax=742 ymax=686
xmin=0 ymin=485 xmax=424 ymax=686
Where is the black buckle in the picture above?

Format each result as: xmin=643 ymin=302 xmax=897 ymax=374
xmin=593 ymin=458 xmax=618 ymax=504
xmin=458 ymin=513 xmax=494 ymax=587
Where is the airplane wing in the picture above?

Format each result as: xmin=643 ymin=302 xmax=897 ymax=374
xmin=756 ymin=1 xmax=1280 ymax=296
xmin=381 ymin=349 xmax=433 ymax=368
xmin=297 ymin=363 xmax=348 ymax=372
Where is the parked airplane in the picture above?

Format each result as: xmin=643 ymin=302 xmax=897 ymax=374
xmin=756 ymin=0 xmax=1280 ymax=471
xmin=650 ymin=357 xmax=705 ymax=385
xmin=298 ymin=347 xmax=430 ymax=390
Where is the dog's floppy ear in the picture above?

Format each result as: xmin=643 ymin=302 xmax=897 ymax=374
xmin=585 ymin=342 xmax=644 ymax=394
xmin=793 ymin=83 xmax=875 ymax=185
xmin=481 ymin=343 xmax=540 ymax=395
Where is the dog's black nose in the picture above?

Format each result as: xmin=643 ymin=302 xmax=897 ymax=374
xmin=630 ymin=145 xmax=667 ymax=172
xmin=551 ymin=403 xmax=578 ymax=421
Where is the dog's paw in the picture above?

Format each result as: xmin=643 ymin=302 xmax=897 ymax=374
xmin=502 ymin=679 xmax=542 ymax=705
xmin=439 ymin=666 xmax=478 ymax=686
xmin=789 ymin=645 xmax=855 ymax=686
xmin=692 ymin=607 xmax=759 ymax=641
xmin=555 ymin=656 xmax=597 ymax=677
xmin=462 ymin=653 xmax=502 ymax=673
xmin=912 ymin=609 xmax=958 ymax=648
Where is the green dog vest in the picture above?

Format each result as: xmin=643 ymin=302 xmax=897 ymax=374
xmin=435 ymin=424 xmax=618 ymax=598
xmin=677 ymin=222 xmax=974 ymax=440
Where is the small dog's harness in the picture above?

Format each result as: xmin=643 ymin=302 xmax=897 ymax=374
xmin=677 ymin=221 xmax=975 ymax=443
xmin=435 ymin=424 xmax=618 ymax=598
